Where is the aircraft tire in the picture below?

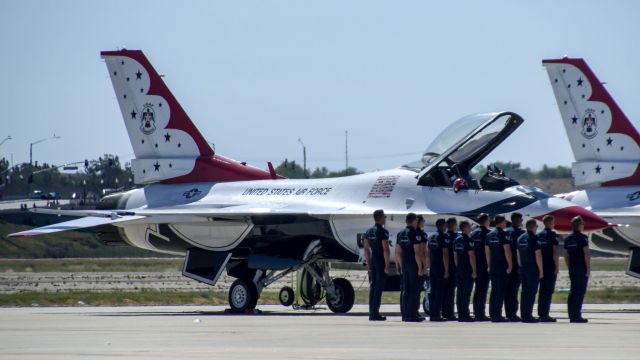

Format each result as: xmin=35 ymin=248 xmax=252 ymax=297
xmin=423 ymin=293 xmax=430 ymax=316
xmin=326 ymin=278 xmax=355 ymax=314
xmin=278 ymin=286 xmax=295 ymax=307
xmin=423 ymin=277 xmax=431 ymax=316
xmin=228 ymin=278 xmax=258 ymax=313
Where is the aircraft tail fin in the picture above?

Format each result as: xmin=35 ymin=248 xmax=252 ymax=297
xmin=101 ymin=49 xmax=275 ymax=184
xmin=543 ymin=58 xmax=640 ymax=187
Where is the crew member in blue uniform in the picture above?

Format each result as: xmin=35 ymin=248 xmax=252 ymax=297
xmin=453 ymin=221 xmax=477 ymax=322
xmin=504 ymin=212 xmax=524 ymax=322
xmin=537 ymin=215 xmax=559 ymax=322
xmin=517 ymin=219 xmax=543 ymax=323
xmin=364 ymin=209 xmax=390 ymax=321
xmin=416 ymin=215 xmax=428 ymax=319
xmin=470 ymin=213 xmax=491 ymax=321
xmin=427 ymin=218 xmax=448 ymax=321
xmin=443 ymin=217 xmax=458 ymax=321
xmin=564 ymin=216 xmax=591 ymax=323
xmin=485 ymin=215 xmax=513 ymax=322
xmin=395 ymin=213 xmax=424 ymax=322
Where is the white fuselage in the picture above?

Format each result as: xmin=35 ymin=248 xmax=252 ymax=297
xmin=114 ymin=168 xmax=573 ymax=259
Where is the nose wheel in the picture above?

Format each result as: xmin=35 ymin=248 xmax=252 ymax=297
xmin=278 ymin=286 xmax=295 ymax=307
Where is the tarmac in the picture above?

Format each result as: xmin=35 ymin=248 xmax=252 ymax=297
xmin=1 ymin=304 xmax=639 ymax=359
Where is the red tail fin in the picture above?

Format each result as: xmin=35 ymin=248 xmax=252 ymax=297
xmin=101 ymin=49 xmax=278 ymax=184
xmin=543 ymin=58 xmax=640 ymax=187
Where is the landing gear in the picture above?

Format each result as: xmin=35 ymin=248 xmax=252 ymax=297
xmin=299 ymin=264 xmax=323 ymax=307
xmin=228 ymin=279 xmax=258 ymax=313
xmin=278 ymin=286 xmax=295 ymax=307
xmin=326 ymin=278 xmax=355 ymax=313
xmin=225 ymin=251 xmax=356 ymax=313
xmin=423 ymin=277 xmax=431 ymax=316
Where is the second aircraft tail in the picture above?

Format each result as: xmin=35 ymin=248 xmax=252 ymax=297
xmin=543 ymin=57 xmax=640 ymax=187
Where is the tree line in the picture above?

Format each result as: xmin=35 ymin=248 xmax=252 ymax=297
xmin=0 ymin=156 xmax=572 ymax=199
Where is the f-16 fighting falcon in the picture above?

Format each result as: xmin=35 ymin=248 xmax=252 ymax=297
xmin=543 ymin=57 xmax=640 ymax=278
xmin=9 ymin=50 xmax=609 ymax=313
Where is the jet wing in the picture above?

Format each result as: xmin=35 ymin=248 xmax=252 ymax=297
xmin=8 ymin=214 xmax=146 ymax=237
xmin=134 ymin=202 xmax=415 ymax=218
xmin=19 ymin=202 xmax=429 ymax=221
xmin=9 ymin=203 xmax=436 ymax=238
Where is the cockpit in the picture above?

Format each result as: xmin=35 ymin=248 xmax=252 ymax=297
xmin=405 ymin=112 xmax=524 ymax=191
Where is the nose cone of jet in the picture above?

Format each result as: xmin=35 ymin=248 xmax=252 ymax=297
xmin=535 ymin=205 xmax=609 ymax=232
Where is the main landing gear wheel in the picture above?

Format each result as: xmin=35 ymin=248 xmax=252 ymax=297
xmin=423 ymin=277 xmax=431 ymax=316
xmin=300 ymin=265 xmax=323 ymax=307
xmin=278 ymin=286 xmax=295 ymax=307
xmin=326 ymin=278 xmax=355 ymax=314
xmin=423 ymin=295 xmax=430 ymax=316
xmin=228 ymin=279 xmax=258 ymax=313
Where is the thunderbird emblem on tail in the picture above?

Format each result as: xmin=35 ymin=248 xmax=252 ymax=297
xmin=140 ymin=103 xmax=156 ymax=135
xmin=581 ymin=109 xmax=598 ymax=139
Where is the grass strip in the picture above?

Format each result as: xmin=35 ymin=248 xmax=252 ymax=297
xmin=1 ymin=288 xmax=639 ymax=307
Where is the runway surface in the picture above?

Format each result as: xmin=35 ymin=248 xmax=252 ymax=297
xmin=1 ymin=304 xmax=639 ymax=359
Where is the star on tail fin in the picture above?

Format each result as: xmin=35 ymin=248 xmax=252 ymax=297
xmin=543 ymin=58 xmax=640 ymax=187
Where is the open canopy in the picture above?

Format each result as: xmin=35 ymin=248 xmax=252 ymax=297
xmin=405 ymin=112 xmax=523 ymax=186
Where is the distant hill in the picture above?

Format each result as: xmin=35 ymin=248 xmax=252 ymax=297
xmin=519 ymin=178 xmax=575 ymax=194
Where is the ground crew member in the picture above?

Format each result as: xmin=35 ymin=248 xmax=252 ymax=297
xmin=537 ymin=215 xmax=559 ymax=322
xmin=454 ymin=221 xmax=476 ymax=322
xmin=364 ymin=209 xmax=390 ymax=321
xmin=416 ymin=215 xmax=429 ymax=320
xmin=517 ymin=219 xmax=543 ymax=323
xmin=470 ymin=213 xmax=491 ymax=321
xmin=427 ymin=218 xmax=448 ymax=321
xmin=485 ymin=215 xmax=512 ymax=322
xmin=395 ymin=213 xmax=424 ymax=322
xmin=564 ymin=216 xmax=591 ymax=323
xmin=443 ymin=217 xmax=458 ymax=321
xmin=504 ymin=212 xmax=524 ymax=322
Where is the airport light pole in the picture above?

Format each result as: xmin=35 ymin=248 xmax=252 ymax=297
xmin=298 ymin=138 xmax=307 ymax=178
xmin=0 ymin=136 xmax=11 ymax=160
xmin=30 ymin=134 xmax=61 ymax=166
xmin=0 ymin=136 xmax=11 ymax=147
xmin=345 ymin=130 xmax=348 ymax=175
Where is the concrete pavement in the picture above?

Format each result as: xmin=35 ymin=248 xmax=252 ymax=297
xmin=0 ymin=304 xmax=638 ymax=359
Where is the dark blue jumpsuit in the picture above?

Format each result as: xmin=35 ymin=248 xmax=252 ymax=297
xmin=428 ymin=230 xmax=447 ymax=320
xmin=454 ymin=233 xmax=475 ymax=320
xmin=517 ymin=231 xmax=541 ymax=320
xmin=470 ymin=226 xmax=490 ymax=319
xmin=365 ymin=224 xmax=389 ymax=318
xmin=443 ymin=230 xmax=458 ymax=319
xmin=505 ymin=225 xmax=524 ymax=319
xmin=486 ymin=227 xmax=510 ymax=321
xmin=537 ymin=227 xmax=559 ymax=318
xmin=398 ymin=226 xmax=420 ymax=320
xmin=417 ymin=228 xmax=428 ymax=314
xmin=564 ymin=231 xmax=589 ymax=321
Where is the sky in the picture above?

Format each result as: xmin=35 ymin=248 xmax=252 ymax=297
xmin=1 ymin=0 xmax=639 ymax=173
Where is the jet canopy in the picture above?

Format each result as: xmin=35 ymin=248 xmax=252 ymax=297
xmin=406 ymin=112 xmax=523 ymax=187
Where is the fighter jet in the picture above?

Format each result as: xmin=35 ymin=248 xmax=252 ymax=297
xmin=543 ymin=57 xmax=640 ymax=278
xmin=9 ymin=50 xmax=608 ymax=313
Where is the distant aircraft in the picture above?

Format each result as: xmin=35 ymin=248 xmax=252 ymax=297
xmin=543 ymin=57 xmax=640 ymax=278
xmin=8 ymin=50 xmax=608 ymax=313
